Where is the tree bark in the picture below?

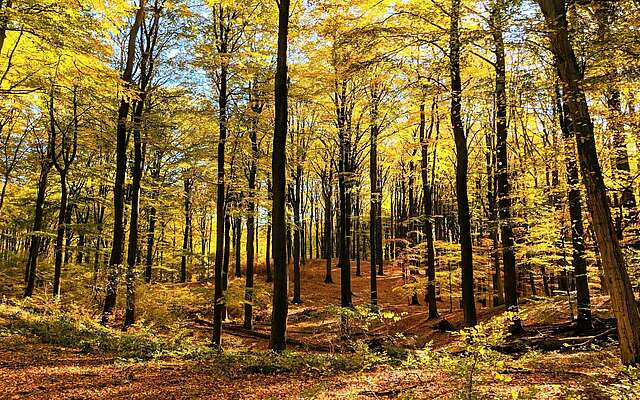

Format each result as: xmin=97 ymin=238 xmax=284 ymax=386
xmin=270 ymin=0 xmax=290 ymax=351
xmin=420 ymin=96 xmax=438 ymax=319
xmin=538 ymin=0 xmax=640 ymax=364
xmin=244 ymin=108 xmax=259 ymax=329
xmin=212 ymin=10 xmax=230 ymax=345
xmin=491 ymin=2 xmax=521 ymax=331
xmin=450 ymin=0 xmax=477 ymax=327
xmin=323 ymin=168 xmax=334 ymax=284
xmin=103 ymin=0 xmax=146 ymax=323
xmin=554 ymin=83 xmax=592 ymax=331
xmin=180 ymin=178 xmax=192 ymax=283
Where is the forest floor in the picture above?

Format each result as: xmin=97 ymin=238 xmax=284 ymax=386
xmin=0 ymin=258 xmax=636 ymax=399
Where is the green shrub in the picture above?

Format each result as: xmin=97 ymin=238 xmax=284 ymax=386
xmin=0 ymin=303 xmax=213 ymax=360
xmin=439 ymin=312 xmax=517 ymax=399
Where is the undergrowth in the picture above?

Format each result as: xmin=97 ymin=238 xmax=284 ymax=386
xmin=0 ymin=301 xmax=391 ymax=374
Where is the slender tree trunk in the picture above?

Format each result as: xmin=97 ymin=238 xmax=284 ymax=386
xmin=450 ymin=0 xmax=477 ymax=327
xmin=355 ymin=191 xmax=361 ymax=277
xmin=222 ymin=215 xmax=230 ymax=319
xmin=491 ymin=2 xmax=520 ymax=331
xmin=369 ymin=126 xmax=378 ymax=303
xmin=52 ymin=173 xmax=67 ymax=297
xmin=180 ymin=178 xmax=191 ymax=283
xmin=145 ymin=203 xmax=157 ymax=283
xmin=555 ymin=83 xmax=592 ymax=331
xmin=270 ymin=0 xmax=290 ymax=351
xmin=234 ymin=216 xmax=242 ymax=277
xmin=24 ymin=157 xmax=51 ymax=297
xmin=266 ymin=181 xmax=272 ymax=282
xmin=125 ymin=99 xmax=145 ymax=327
xmin=63 ymin=203 xmax=73 ymax=265
xmin=212 ymin=37 xmax=229 ymax=346
xmin=245 ymin=119 xmax=258 ymax=330
xmin=103 ymin=0 xmax=146 ymax=323
xmin=324 ymin=170 xmax=334 ymax=284
xmin=420 ymin=98 xmax=438 ymax=319
xmin=376 ymin=192 xmax=384 ymax=273
xmin=292 ymin=167 xmax=302 ymax=303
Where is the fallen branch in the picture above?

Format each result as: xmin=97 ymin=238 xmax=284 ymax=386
xmin=193 ymin=318 xmax=335 ymax=352
xmin=358 ymin=384 xmax=419 ymax=397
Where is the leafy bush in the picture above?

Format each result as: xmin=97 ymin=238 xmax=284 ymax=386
xmin=439 ymin=313 xmax=517 ymax=399
xmin=0 ymin=303 xmax=212 ymax=360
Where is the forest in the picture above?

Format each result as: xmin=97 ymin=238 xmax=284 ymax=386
xmin=1 ymin=0 xmax=640 ymax=398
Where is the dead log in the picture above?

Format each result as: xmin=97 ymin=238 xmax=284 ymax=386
xmin=194 ymin=318 xmax=335 ymax=352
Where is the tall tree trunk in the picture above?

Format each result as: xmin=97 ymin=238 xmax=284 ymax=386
xmin=354 ymin=191 xmax=361 ymax=277
xmin=292 ymin=167 xmax=302 ymax=303
xmin=486 ymin=128 xmax=505 ymax=306
xmin=222 ymin=215 xmax=230 ymax=319
xmin=491 ymin=2 xmax=520 ymax=331
xmin=145 ymin=203 xmax=157 ymax=283
xmin=180 ymin=178 xmax=191 ymax=283
xmin=245 ymin=116 xmax=258 ymax=330
xmin=103 ymin=0 xmax=146 ymax=323
xmin=538 ymin=0 xmax=640 ymax=364
xmin=323 ymin=169 xmax=334 ymax=284
xmin=125 ymin=97 xmax=146 ymax=327
xmin=52 ymin=173 xmax=67 ymax=297
xmin=270 ymin=0 xmax=290 ymax=351
xmin=212 ymin=33 xmax=229 ymax=347
xmin=266 ymin=178 xmax=273 ymax=283
xmin=555 ymin=83 xmax=592 ymax=331
xmin=234 ymin=216 xmax=242 ymax=277
xmin=369 ymin=123 xmax=378 ymax=304
xmin=420 ymin=97 xmax=438 ymax=319
xmin=450 ymin=0 xmax=477 ymax=327
xmin=63 ymin=203 xmax=73 ymax=265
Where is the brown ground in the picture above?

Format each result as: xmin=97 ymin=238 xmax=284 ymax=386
xmin=0 ymin=260 xmax=626 ymax=399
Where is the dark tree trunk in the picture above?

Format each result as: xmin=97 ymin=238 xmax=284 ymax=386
xmin=323 ymin=169 xmax=334 ymax=284
xmin=125 ymin=97 xmax=146 ymax=327
xmin=354 ymin=191 xmax=361 ymax=277
xmin=369 ymin=123 xmax=378 ymax=304
xmin=291 ymin=167 xmax=302 ymax=303
xmin=266 ymin=178 xmax=273 ymax=283
xmin=52 ymin=173 xmax=67 ymax=297
xmin=50 ymin=88 xmax=79 ymax=298
xmin=491 ymin=2 xmax=521 ymax=331
xmin=63 ymin=203 xmax=73 ymax=265
xmin=234 ymin=216 xmax=242 ymax=277
xmin=486 ymin=129 xmax=505 ymax=307
xmin=245 ymin=109 xmax=259 ymax=329
xmin=180 ymin=178 xmax=192 ymax=283
xmin=270 ymin=0 xmax=290 ymax=351
xmin=145 ymin=202 xmax=157 ymax=283
xmin=450 ymin=0 xmax=476 ymax=327
xmin=538 ymin=0 xmax=640 ymax=364
xmin=212 ymin=22 xmax=229 ymax=346
xmin=555 ymin=83 xmax=592 ymax=331
xmin=420 ymin=97 xmax=438 ymax=319
xmin=222 ymin=215 xmax=230 ymax=319
xmin=103 ymin=1 xmax=145 ymax=323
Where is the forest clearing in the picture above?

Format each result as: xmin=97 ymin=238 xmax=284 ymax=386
xmin=2 ymin=0 xmax=640 ymax=398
